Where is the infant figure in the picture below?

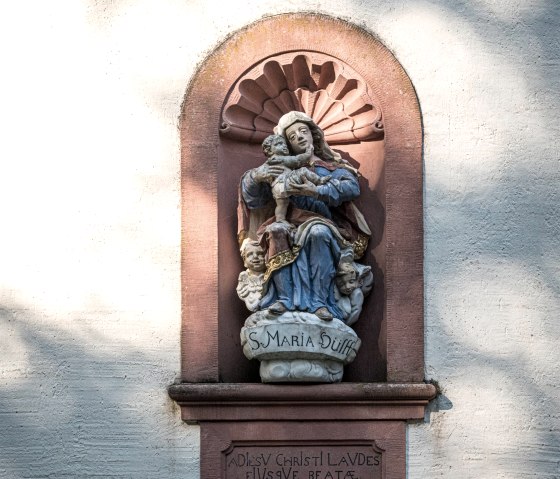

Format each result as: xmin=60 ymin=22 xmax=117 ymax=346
xmin=261 ymin=134 xmax=331 ymax=222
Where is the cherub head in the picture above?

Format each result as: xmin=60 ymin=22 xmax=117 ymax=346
xmin=335 ymin=262 xmax=359 ymax=296
xmin=262 ymin=134 xmax=290 ymax=158
xmin=240 ymin=239 xmax=266 ymax=273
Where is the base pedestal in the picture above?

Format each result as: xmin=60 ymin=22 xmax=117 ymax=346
xmin=260 ymin=359 xmax=343 ymax=383
xmin=168 ymin=382 xmax=436 ymax=479
xmin=203 ymin=421 xmax=400 ymax=479
xmin=241 ymin=311 xmax=361 ymax=383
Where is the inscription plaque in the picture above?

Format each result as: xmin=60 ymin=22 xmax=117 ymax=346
xmin=242 ymin=319 xmax=360 ymax=363
xmin=224 ymin=443 xmax=382 ymax=479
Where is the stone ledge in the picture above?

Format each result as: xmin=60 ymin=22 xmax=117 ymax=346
xmin=168 ymin=382 xmax=436 ymax=422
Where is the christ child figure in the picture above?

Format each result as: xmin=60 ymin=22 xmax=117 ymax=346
xmin=261 ymin=134 xmax=331 ymax=222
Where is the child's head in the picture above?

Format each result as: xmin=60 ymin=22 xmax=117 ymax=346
xmin=262 ymin=134 xmax=290 ymax=157
xmin=335 ymin=262 xmax=359 ymax=295
xmin=240 ymin=239 xmax=266 ymax=273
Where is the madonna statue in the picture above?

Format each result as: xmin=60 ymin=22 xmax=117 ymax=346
xmin=236 ymin=111 xmax=373 ymax=382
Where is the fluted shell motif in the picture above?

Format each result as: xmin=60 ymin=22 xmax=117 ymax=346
xmin=220 ymin=52 xmax=384 ymax=144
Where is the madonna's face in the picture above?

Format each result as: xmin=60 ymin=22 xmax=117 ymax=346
xmin=285 ymin=122 xmax=313 ymax=154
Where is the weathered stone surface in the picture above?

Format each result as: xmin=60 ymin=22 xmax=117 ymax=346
xmin=259 ymin=358 xmax=344 ymax=382
xmin=224 ymin=443 xmax=382 ymax=478
xmin=242 ymin=311 xmax=360 ymax=362
xmin=220 ymin=51 xmax=384 ymax=144
xmin=202 ymin=422 xmax=405 ymax=479
xmin=241 ymin=311 xmax=361 ymax=382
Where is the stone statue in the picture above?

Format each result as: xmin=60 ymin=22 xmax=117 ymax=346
xmin=334 ymin=261 xmax=373 ymax=326
xmin=236 ymin=240 xmax=265 ymax=312
xmin=261 ymin=134 xmax=331 ymax=223
xmin=236 ymin=111 xmax=373 ymax=382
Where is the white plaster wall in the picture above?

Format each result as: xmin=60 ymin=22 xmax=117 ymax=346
xmin=0 ymin=1 xmax=557 ymax=478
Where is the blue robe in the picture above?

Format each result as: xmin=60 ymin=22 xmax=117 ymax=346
xmin=241 ymin=166 xmax=361 ymax=319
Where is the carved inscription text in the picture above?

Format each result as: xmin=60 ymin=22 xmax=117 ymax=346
xmin=224 ymin=444 xmax=382 ymax=479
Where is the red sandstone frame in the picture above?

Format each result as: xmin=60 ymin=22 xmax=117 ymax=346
xmin=170 ymin=14 xmax=433 ymax=419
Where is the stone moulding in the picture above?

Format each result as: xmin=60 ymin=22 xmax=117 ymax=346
xmin=167 ymin=382 xmax=437 ymax=422
xmin=220 ymin=51 xmax=384 ymax=144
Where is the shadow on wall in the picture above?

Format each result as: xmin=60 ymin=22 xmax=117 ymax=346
xmin=68 ymin=0 xmax=560 ymax=477
xmin=390 ymin=1 xmax=560 ymax=477
xmin=0 ymin=304 xmax=199 ymax=479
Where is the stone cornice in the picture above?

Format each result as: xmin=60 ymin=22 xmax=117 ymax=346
xmin=168 ymin=383 xmax=436 ymax=422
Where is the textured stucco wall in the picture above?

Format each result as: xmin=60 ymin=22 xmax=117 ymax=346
xmin=0 ymin=1 xmax=558 ymax=478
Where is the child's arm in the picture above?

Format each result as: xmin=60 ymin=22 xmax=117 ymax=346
xmin=267 ymin=145 xmax=313 ymax=168
xmin=293 ymin=144 xmax=314 ymax=167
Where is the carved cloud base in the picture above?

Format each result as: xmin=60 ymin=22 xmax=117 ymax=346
xmin=240 ymin=310 xmax=361 ymax=383
xmin=259 ymin=358 xmax=343 ymax=382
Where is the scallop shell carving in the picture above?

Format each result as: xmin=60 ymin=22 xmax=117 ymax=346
xmin=220 ymin=52 xmax=384 ymax=144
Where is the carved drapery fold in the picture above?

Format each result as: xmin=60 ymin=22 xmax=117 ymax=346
xmin=220 ymin=51 xmax=384 ymax=144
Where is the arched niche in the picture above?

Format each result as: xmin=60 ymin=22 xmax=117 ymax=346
xmin=178 ymin=14 xmax=423 ymax=385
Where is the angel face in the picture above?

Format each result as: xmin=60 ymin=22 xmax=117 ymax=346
xmin=242 ymin=242 xmax=266 ymax=273
xmin=335 ymin=271 xmax=359 ymax=296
